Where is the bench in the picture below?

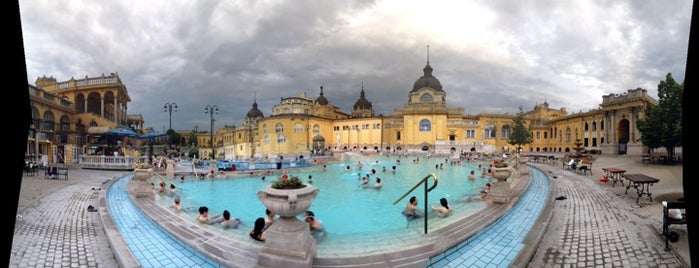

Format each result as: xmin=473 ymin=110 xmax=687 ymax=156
xmin=44 ymin=167 xmax=69 ymax=180
xmin=662 ymin=201 xmax=687 ymax=251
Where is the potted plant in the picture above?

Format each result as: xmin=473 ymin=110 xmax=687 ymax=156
xmin=494 ymin=160 xmax=508 ymax=168
xmin=491 ymin=159 xmax=511 ymax=181
xmin=271 ymin=174 xmax=305 ymax=189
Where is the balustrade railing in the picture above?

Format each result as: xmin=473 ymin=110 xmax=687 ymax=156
xmin=78 ymin=155 xmax=148 ymax=170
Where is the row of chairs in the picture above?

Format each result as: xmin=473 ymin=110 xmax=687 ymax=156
xmin=24 ymin=162 xmax=68 ymax=180
xmin=23 ymin=162 xmax=40 ymax=176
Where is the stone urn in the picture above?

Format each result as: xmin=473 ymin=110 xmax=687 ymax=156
xmin=489 ymin=166 xmax=512 ymax=204
xmin=518 ymin=156 xmax=529 ymax=165
xmin=257 ymin=184 xmax=320 ymax=268
xmin=132 ymin=168 xmax=153 ymax=181
xmin=132 ymin=168 xmax=153 ymax=199
xmin=258 ymin=185 xmax=320 ymax=217
xmin=517 ymin=156 xmax=530 ymax=175
xmin=491 ymin=166 xmax=512 ymax=182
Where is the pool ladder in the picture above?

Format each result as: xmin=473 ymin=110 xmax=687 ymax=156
xmin=393 ymin=173 xmax=438 ymax=234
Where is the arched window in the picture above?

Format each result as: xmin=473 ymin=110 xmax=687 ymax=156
xmin=565 ymin=127 xmax=571 ymax=142
xmin=484 ymin=123 xmax=496 ymax=138
xmin=592 ymin=121 xmax=597 ymax=131
xmin=264 ymin=135 xmax=270 ymax=144
xmin=42 ymin=111 xmax=56 ymax=131
xmin=262 ymin=124 xmax=268 ymax=134
xmin=60 ymin=116 xmax=71 ymax=132
xmin=277 ymin=133 xmax=286 ymax=143
xmin=419 ymin=119 xmax=431 ymax=131
xmin=313 ymin=124 xmax=320 ymax=134
xmin=275 ymin=123 xmax=284 ymax=133
xmin=420 ymin=93 xmax=433 ymax=102
xmin=501 ymin=124 xmax=511 ymax=139
xmin=294 ymin=123 xmax=303 ymax=133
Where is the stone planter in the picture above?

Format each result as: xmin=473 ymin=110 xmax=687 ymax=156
xmin=489 ymin=167 xmax=512 ymax=204
xmin=132 ymin=168 xmax=153 ymax=181
xmin=132 ymin=168 xmax=153 ymax=199
xmin=491 ymin=167 xmax=512 ymax=182
xmin=518 ymin=156 xmax=529 ymax=165
xmin=258 ymin=185 xmax=320 ymax=217
xmin=518 ymin=157 xmax=530 ymax=175
xmin=257 ymin=185 xmax=320 ymax=268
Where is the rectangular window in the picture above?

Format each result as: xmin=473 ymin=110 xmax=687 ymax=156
xmin=396 ymin=131 xmax=401 ymax=140
xmin=536 ymin=132 xmax=540 ymax=139
xmin=466 ymin=129 xmax=475 ymax=138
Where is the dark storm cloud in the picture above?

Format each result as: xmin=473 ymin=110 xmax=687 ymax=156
xmin=19 ymin=0 xmax=691 ymax=131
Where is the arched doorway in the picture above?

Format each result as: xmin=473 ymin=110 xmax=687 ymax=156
xmin=312 ymin=135 xmax=326 ymax=156
xmin=617 ymin=119 xmax=630 ymax=155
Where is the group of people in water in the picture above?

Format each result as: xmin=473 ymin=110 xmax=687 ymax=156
xmin=153 ymin=154 xmax=500 ymax=245
xmin=249 ymin=209 xmax=325 ymax=242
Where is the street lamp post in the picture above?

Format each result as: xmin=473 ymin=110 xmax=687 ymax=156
xmin=204 ymin=105 xmax=219 ymax=159
xmin=164 ymin=103 xmax=178 ymax=131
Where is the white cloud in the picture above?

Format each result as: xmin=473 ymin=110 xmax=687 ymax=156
xmin=19 ymin=0 xmax=691 ymax=130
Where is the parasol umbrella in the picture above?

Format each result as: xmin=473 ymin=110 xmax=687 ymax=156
xmin=138 ymin=130 xmax=167 ymax=139
xmin=139 ymin=130 xmax=168 ymax=161
xmin=106 ymin=126 xmax=138 ymax=137
xmin=105 ymin=126 xmax=137 ymax=155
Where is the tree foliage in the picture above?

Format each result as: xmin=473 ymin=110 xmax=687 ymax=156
xmin=636 ymin=73 xmax=683 ymax=162
xmin=508 ymin=106 xmax=534 ymax=152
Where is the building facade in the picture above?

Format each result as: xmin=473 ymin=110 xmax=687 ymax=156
xmin=27 ymin=62 xmax=661 ymax=165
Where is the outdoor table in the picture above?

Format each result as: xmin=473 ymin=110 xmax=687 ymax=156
xmin=602 ymin=167 xmax=627 ymax=187
xmin=621 ymin=173 xmax=660 ymax=203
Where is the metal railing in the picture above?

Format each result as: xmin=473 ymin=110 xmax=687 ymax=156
xmin=393 ymin=173 xmax=438 ymax=234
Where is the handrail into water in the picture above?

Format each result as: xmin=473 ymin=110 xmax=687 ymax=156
xmin=393 ymin=173 xmax=438 ymax=234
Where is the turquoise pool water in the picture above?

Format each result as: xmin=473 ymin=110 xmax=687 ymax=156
xmin=154 ymin=155 xmax=491 ymax=243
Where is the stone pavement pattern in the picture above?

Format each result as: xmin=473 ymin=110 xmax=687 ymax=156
xmin=11 ymin=170 xmax=123 ymax=268
xmin=10 ymin=155 xmax=687 ymax=267
xmin=526 ymin=160 xmax=686 ymax=268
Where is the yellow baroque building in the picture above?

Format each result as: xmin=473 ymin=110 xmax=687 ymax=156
xmin=228 ymin=61 xmax=659 ymax=160
xmin=27 ymin=61 xmax=661 ymax=165
xmin=27 ymin=73 xmax=145 ymax=165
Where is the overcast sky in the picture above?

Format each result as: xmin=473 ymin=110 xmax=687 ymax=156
xmin=19 ymin=0 xmax=691 ymax=132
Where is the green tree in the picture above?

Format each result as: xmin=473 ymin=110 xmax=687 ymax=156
xmin=508 ymin=106 xmax=533 ymax=153
xmin=636 ymin=73 xmax=683 ymax=163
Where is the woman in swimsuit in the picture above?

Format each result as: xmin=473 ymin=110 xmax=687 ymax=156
xmin=249 ymin=217 xmax=267 ymax=241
